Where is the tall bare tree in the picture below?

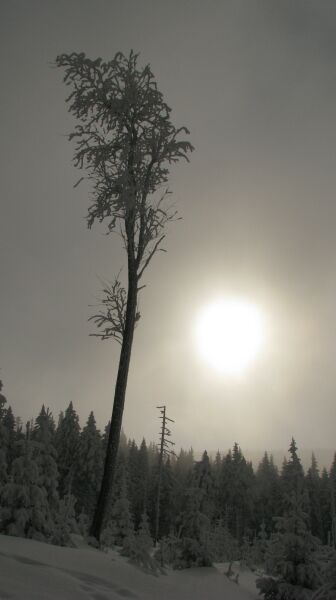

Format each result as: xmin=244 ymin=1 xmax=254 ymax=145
xmin=56 ymin=51 xmax=193 ymax=540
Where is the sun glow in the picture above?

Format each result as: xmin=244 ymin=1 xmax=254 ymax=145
xmin=195 ymin=298 xmax=265 ymax=376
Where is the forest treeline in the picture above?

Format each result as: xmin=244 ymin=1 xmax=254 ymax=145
xmin=1 ymin=395 xmax=336 ymax=598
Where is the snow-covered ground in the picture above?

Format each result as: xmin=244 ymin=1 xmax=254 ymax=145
xmin=0 ymin=534 xmax=258 ymax=599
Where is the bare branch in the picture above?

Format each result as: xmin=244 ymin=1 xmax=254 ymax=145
xmin=137 ymin=234 xmax=166 ymax=280
xmin=89 ymin=276 xmax=141 ymax=343
xmin=89 ymin=278 xmax=127 ymax=343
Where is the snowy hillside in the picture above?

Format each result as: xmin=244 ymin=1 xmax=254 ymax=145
xmin=0 ymin=534 xmax=258 ymax=600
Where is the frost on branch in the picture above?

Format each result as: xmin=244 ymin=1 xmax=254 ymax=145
xmin=89 ymin=277 xmax=140 ymax=343
xmin=55 ymin=50 xmax=193 ymax=280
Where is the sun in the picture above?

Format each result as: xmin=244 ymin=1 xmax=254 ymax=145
xmin=195 ymin=298 xmax=265 ymax=376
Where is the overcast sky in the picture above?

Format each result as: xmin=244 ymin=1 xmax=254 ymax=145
xmin=1 ymin=0 xmax=336 ymax=455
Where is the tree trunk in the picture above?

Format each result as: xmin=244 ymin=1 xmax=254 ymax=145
xmin=90 ymin=264 xmax=137 ymax=541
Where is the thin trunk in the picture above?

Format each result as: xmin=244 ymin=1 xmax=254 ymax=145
xmin=154 ymin=407 xmax=166 ymax=546
xmin=90 ymin=266 xmax=137 ymax=541
xmin=90 ymin=140 xmax=138 ymax=542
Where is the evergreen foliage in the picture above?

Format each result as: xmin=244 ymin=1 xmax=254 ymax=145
xmin=209 ymin=519 xmax=239 ymax=562
xmin=121 ymin=512 xmax=159 ymax=573
xmin=55 ymin=402 xmax=80 ymax=498
xmin=320 ymin=468 xmax=332 ymax=545
xmin=1 ymin=384 xmax=336 ymax=594
xmin=258 ymin=490 xmax=323 ymax=598
xmin=256 ymin=452 xmax=281 ymax=535
xmin=51 ymin=493 xmax=78 ymax=547
xmin=0 ymin=421 xmax=8 ymax=486
xmin=306 ymin=454 xmax=324 ymax=541
xmin=312 ymin=554 xmax=336 ymax=599
xmin=33 ymin=405 xmax=59 ymax=513
xmin=329 ymin=454 xmax=336 ymax=548
xmin=0 ymin=386 xmax=8 ymax=485
xmin=0 ymin=423 xmax=53 ymax=541
xmin=2 ymin=405 xmax=16 ymax=470
xmin=75 ymin=411 xmax=103 ymax=517
xmin=281 ymin=438 xmax=305 ymax=500
xmin=109 ymin=465 xmax=134 ymax=546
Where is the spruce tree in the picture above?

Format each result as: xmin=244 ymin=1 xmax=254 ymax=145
xmin=329 ymin=454 xmax=336 ymax=548
xmin=306 ymin=454 xmax=323 ymax=541
xmin=127 ymin=439 xmax=140 ymax=524
xmin=55 ymin=402 xmax=80 ymax=498
xmin=75 ymin=411 xmax=103 ymax=517
xmin=52 ymin=493 xmax=78 ymax=547
xmin=33 ymin=405 xmax=59 ymax=513
xmin=127 ymin=438 xmax=149 ymax=529
xmin=0 ymin=422 xmax=52 ymax=540
xmin=222 ymin=443 xmax=255 ymax=540
xmin=172 ymin=448 xmax=194 ymax=518
xmin=108 ymin=463 xmax=134 ymax=546
xmin=256 ymin=452 xmax=281 ymax=535
xmin=281 ymin=438 xmax=305 ymax=500
xmin=0 ymin=381 xmax=8 ymax=484
xmin=156 ymin=456 xmax=175 ymax=538
xmin=259 ymin=490 xmax=323 ymax=597
xmin=320 ymin=468 xmax=332 ymax=545
xmin=175 ymin=484 xmax=212 ymax=568
xmin=2 ymin=405 xmax=16 ymax=470
xmin=312 ymin=554 xmax=336 ymax=599
xmin=0 ymin=423 xmax=8 ymax=486
xmin=194 ymin=450 xmax=215 ymax=520
xmin=219 ymin=449 xmax=234 ymax=528
xmin=212 ymin=450 xmax=222 ymax=519
xmin=0 ymin=380 xmax=7 ymax=421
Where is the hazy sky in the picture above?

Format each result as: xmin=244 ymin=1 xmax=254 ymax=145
xmin=1 ymin=0 xmax=336 ymax=455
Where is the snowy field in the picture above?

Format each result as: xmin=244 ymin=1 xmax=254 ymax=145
xmin=0 ymin=534 xmax=258 ymax=599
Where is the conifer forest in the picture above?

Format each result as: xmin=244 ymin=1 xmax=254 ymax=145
xmin=1 ymin=387 xmax=336 ymax=598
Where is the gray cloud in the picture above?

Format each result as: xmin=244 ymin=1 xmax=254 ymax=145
xmin=1 ymin=0 xmax=336 ymax=454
